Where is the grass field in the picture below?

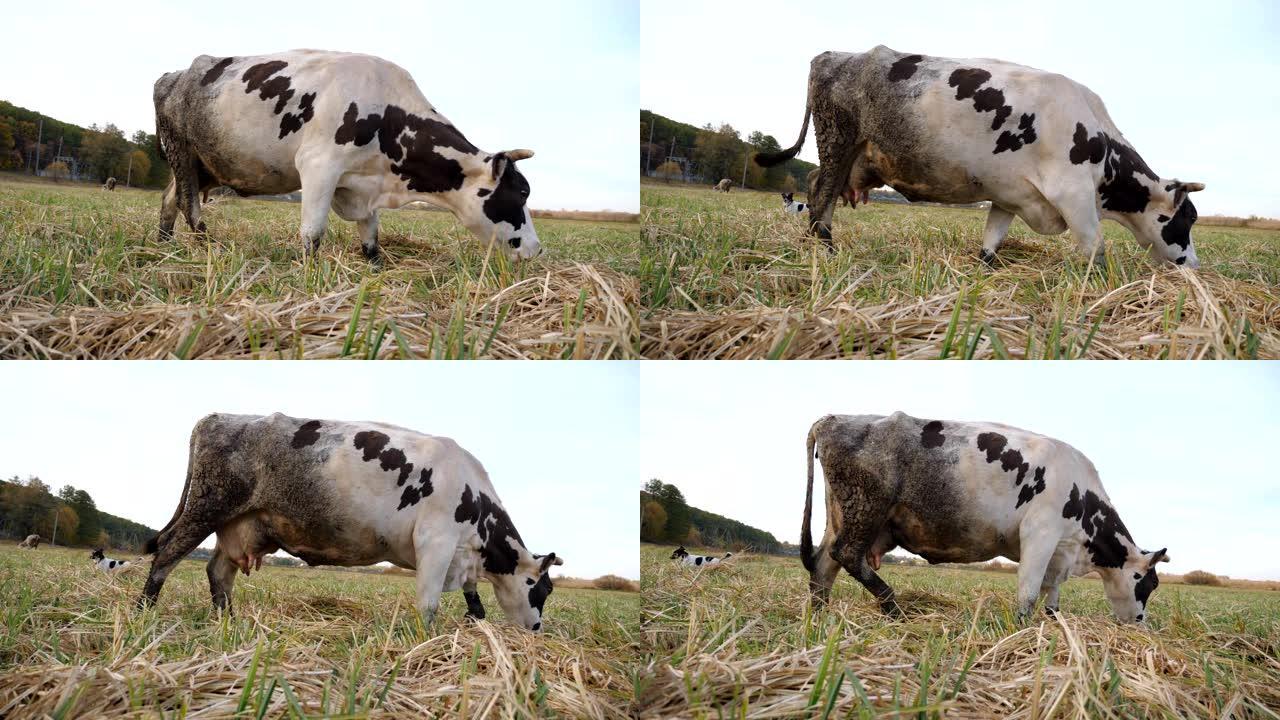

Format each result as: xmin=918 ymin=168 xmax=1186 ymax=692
xmin=639 ymin=544 xmax=1280 ymax=718
xmin=640 ymin=182 xmax=1280 ymax=358
xmin=0 ymin=177 xmax=641 ymax=359
xmin=0 ymin=543 xmax=640 ymax=718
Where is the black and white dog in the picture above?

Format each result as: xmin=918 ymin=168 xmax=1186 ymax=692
xmin=670 ymin=545 xmax=733 ymax=567
xmin=781 ymin=193 xmax=807 ymax=214
xmin=91 ymin=548 xmax=132 ymax=573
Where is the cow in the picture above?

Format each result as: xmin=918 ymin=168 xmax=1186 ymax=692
xmin=756 ymin=46 xmax=1204 ymax=267
xmin=139 ymin=412 xmax=562 ymax=631
xmin=714 ymin=179 xmax=734 ymax=192
xmin=803 ymin=413 xmax=1169 ymax=624
xmin=17 ymin=534 xmax=41 ymax=549
xmin=670 ymin=546 xmax=733 ymax=566
xmin=103 ymin=177 xmax=117 ymax=191
xmin=91 ymin=548 xmax=133 ymax=572
xmin=781 ymin=192 xmax=807 ymax=214
xmin=153 ymin=50 xmax=541 ymax=264
xmin=806 ymin=167 xmax=865 ymax=207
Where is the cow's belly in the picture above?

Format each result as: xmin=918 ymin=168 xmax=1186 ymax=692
xmin=885 ymin=503 xmax=1016 ymax=564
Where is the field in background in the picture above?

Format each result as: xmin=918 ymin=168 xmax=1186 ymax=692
xmin=0 ymin=543 xmax=639 ymax=718
xmin=0 ymin=179 xmax=641 ymax=358
xmin=639 ymin=544 xmax=1280 ymax=717
xmin=640 ymin=181 xmax=1280 ymax=358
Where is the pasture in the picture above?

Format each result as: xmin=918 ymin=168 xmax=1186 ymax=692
xmin=639 ymin=182 xmax=1280 ymax=358
xmin=0 ymin=177 xmax=641 ymax=359
xmin=639 ymin=544 xmax=1280 ymax=718
xmin=0 ymin=543 xmax=640 ymax=718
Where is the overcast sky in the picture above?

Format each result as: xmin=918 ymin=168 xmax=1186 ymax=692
xmin=1 ymin=0 xmax=638 ymax=212
xmin=641 ymin=362 xmax=1280 ymax=581
xmin=0 ymin=362 xmax=639 ymax=580
xmin=641 ymin=0 xmax=1280 ymax=218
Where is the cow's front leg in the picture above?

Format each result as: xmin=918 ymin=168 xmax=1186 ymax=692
xmin=297 ymin=166 xmax=341 ymax=257
xmin=357 ymin=211 xmax=381 ymax=265
xmin=159 ymin=177 xmax=179 ymax=241
xmin=412 ymin=534 xmax=454 ymax=629
xmin=979 ymin=206 xmax=1015 ymax=266
xmin=1014 ymin=536 xmax=1057 ymax=622
xmin=1050 ymin=191 xmax=1106 ymax=266
xmin=463 ymin=580 xmax=486 ymax=620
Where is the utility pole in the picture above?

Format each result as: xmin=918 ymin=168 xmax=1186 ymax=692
xmin=51 ymin=505 xmax=59 ymax=547
xmin=126 ymin=152 xmax=133 ymax=187
xmin=741 ymin=151 xmax=749 ymax=190
xmin=33 ymin=117 xmax=43 ymax=175
xmin=645 ymin=119 xmax=654 ymax=177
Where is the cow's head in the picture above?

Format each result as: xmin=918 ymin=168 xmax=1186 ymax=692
xmin=1128 ymin=181 xmax=1204 ymax=268
xmin=670 ymin=545 xmax=689 ymax=560
xmin=456 ymin=149 xmax=541 ymax=261
xmin=489 ymin=550 xmax=561 ymax=631
xmin=1102 ymin=547 xmax=1169 ymax=623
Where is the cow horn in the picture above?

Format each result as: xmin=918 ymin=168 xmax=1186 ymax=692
xmin=505 ymin=149 xmax=534 ymax=162
xmin=1181 ymin=182 xmax=1205 ymax=193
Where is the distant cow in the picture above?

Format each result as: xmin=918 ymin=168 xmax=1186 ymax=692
xmin=153 ymin=50 xmax=541 ymax=263
xmin=91 ymin=548 xmax=133 ymax=572
xmin=670 ymin=546 xmax=733 ymax=566
xmin=781 ymin=192 xmax=807 ymax=214
xmin=103 ymin=178 xmax=117 ymax=191
xmin=757 ymin=46 xmax=1203 ymax=266
xmin=803 ymin=413 xmax=1169 ymax=623
xmin=714 ymin=179 xmax=733 ymax=192
xmin=18 ymin=534 xmax=41 ymax=549
xmin=140 ymin=412 xmax=561 ymax=631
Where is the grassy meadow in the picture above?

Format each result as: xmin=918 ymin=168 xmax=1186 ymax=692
xmin=640 ymin=182 xmax=1280 ymax=359
xmin=0 ymin=177 xmax=641 ymax=359
xmin=639 ymin=544 xmax=1280 ymax=718
xmin=0 ymin=543 xmax=640 ymax=718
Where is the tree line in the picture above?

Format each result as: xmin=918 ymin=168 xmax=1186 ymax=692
xmin=641 ymin=479 xmax=785 ymax=554
xmin=640 ymin=109 xmax=816 ymax=192
xmin=0 ymin=476 xmax=158 ymax=550
xmin=0 ymin=100 xmax=170 ymax=188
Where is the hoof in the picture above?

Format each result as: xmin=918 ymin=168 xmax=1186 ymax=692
xmin=1044 ymin=605 xmax=1059 ymax=617
xmin=361 ymin=244 xmax=382 ymax=266
xmin=978 ymin=248 xmax=997 ymax=266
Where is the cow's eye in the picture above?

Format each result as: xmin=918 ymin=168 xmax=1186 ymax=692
xmin=1133 ymin=573 xmax=1141 ymax=580
xmin=526 ymin=578 xmax=535 ymax=586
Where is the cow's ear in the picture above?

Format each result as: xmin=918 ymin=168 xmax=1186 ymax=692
xmin=1145 ymin=548 xmax=1169 ymax=568
xmin=491 ymin=149 xmax=534 ymax=181
xmin=537 ymin=552 xmax=562 ymax=574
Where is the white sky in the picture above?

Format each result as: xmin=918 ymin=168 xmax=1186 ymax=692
xmin=2 ymin=0 xmax=638 ymax=212
xmin=641 ymin=362 xmax=1280 ymax=581
xmin=641 ymin=0 xmax=1280 ymax=218
xmin=0 ymin=362 xmax=639 ymax=580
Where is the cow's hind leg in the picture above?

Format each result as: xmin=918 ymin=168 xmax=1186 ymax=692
xmin=832 ymin=523 xmax=901 ymax=617
xmin=138 ymin=517 xmax=219 ymax=610
xmin=206 ymin=541 xmax=240 ymax=613
xmin=807 ymin=537 xmax=843 ymax=609
xmin=979 ymin=205 xmax=1016 ymax=266
xmin=808 ymin=109 xmax=859 ymax=249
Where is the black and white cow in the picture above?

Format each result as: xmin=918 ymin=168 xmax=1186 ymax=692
xmin=803 ymin=413 xmax=1169 ymax=623
xmin=670 ymin=546 xmax=733 ymax=566
xmin=781 ymin=192 xmax=807 ymax=214
xmin=757 ymin=46 xmax=1204 ymax=267
xmin=91 ymin=548 xmax=132 ymax=572
xmin=140 ymin=412 xmax=561 ymax=631
xmin=153 ymin=50 xmax=541 ymax=263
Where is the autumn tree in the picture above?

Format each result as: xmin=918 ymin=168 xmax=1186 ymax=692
xmin=692 ymin=123 xmax=740 ymax=186
xmin=81 ymin=124 xmax=129 ymax=182
xmin=641 ymin=499 xmax=667 ymax=541
xmin=116 ymin=150 xmax=150 ymax=186
xmin=44 ymin=160 xmax=69 ymax=181
xmin=655 ymin=160 xmax=682 ymax=182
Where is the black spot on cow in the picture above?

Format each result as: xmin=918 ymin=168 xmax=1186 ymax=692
xmin=920 ymin=420 xmax=945 ymax=449
xmin=333 ymin=102 xmax=479 ymax=194
xmin=1161 ymin=198 xmax=1197 ymax=251
xmin=888 ymin=54 xmax=924 ymax=82
xmin=109 ymin=560 xmax=118 ymax=569
xmin=477 ymin=188 xmax=492 ymax=197
xmin=695 ymin=556 xmax=704 ymax=566
xmin=291 ymin=420 xmax=322 ymax=448
xmin=278 ymin=92 xmax=316 ymax=139
xmin=1015 ymin=467 xmax=1046 ymax=508
xmin=379 ymin=447 xmax=406 ymax=473
xmin=993 ymin=113 xmax=1037 ymax=154
xmin=1062 ymin=483 xmax=1134 ymax=567
xmin=397 ymin=466 xmax=434 ymax=510
xmin=353 ymin=431 xmax=390 ymax=461
xmin=482 ymin=157 xmax=530 ymax=230
xmin=999 ymin=449 xmax=1029 ymax=485
xmin=463 ymin=589 xmax=486 ymax=619
xmin=528 ymin=573 xmax=553 ymax=614
xmin=453 ymin=484 xmax=527 ymax=573
xmin=972 ymin=88 xmax=1011 ymax=130
xmin=241 ymin=61 xmax=294 ymax=114
xmin=948 ymin=69 xmax=1015 ymax=132
xmin=201 ymin=57 xmax=234 ymax=86
xmin=949 ymin=68 xmax=992 ymax=100
xmin=976 ymin=432 xmax=1007 ymax=463
xmin=1134 ymin=568 xmax=1159 ymax=607
xmin=454 ymin=484 xmax=480 ymax=524
xmin=1067 ymin=123 xmax=1158 ymax=213
xmin=508 ymin=238 xmax=521 ymax=248
xmin=1069 ymin=123 xmax=1106 ymax=165
xmin=396 ymin=462 xmax=414 ymax=486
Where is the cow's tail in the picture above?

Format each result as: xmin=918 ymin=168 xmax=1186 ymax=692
xmin=801 ymin=418 xmax=822 ymax=573
xmin=143 ymin=436 xmax=197 ymax=555
xmin=754 ymin=104 xmax=810 ymax=168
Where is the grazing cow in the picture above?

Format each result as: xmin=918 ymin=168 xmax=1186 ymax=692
xmin=803 ymin=413 xmax=1169 ymax=623
xmin=670 ymin=546 xmax=733 ymax=567
xmin=140 ymin=412 xmax=561 ymax=631
xmin=153 ymin=50 xmax=541 ymax=263
xmin=782 ymin=192 xmax=807 ymax=214
xmin=91 ymin=548 xmax=133 ymax=572
xmin=103 ymin=178 xmax=117 ymax=191
xmin=714 ymin=178 xmax=733 ymax=192
xmin=18 ymin=534 xmax=41 ymax=549
xmin=756 ymin=46 xmax=1204 ymax=267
